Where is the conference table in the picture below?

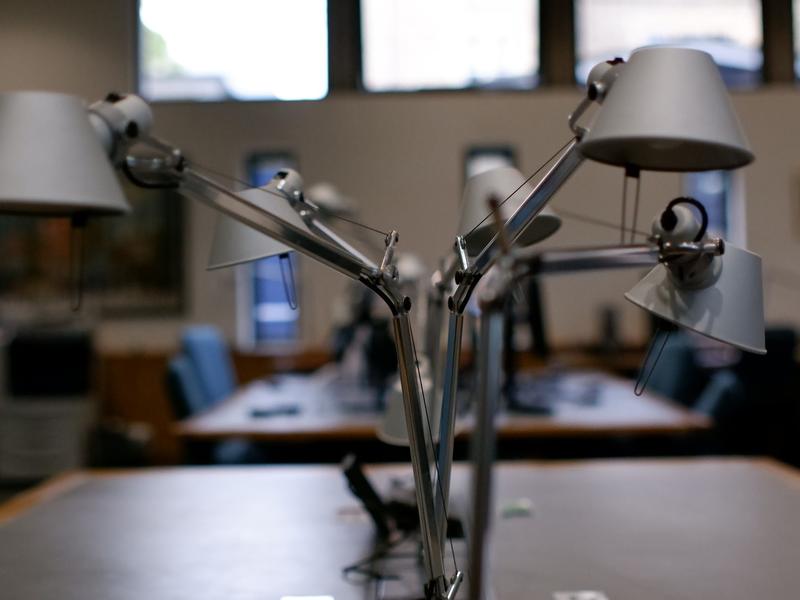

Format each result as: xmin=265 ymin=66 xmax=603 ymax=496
xmin=175 ymin=368 xmax=710 ymax=446
xmin=1 ymin=458 xmax=798 ymax=598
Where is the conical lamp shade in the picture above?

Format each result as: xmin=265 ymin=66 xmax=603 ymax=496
xmin=625 ymin=243 xmax=765 ymax=354
xmin=458 ymin=166 xmax=562 ymax=256
xmin=580 ymin=47 xmax=753 ymax=172
xmin=0 ymin=91 xmax=129 ymax=215
xmin=207 ymin=185 xmax=312 ymax=270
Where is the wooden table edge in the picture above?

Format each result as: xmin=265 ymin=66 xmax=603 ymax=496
xmin=2 ymin=457 xmax=796 ymax=526
xmin=0 ymin=471 xmax=89 ymax=525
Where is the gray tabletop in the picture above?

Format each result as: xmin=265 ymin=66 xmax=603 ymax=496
xmin=0 ymin=459 xmax=797 ymax=599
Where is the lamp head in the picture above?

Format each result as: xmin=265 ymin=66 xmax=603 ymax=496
xmin=458 ymin=166 xmax=562 ymax=256
xmin=625 ymin=198 xmax=765 ymax=354
xmin=0 ymin=91 xmax=131 ymax=216
xmin=206 ymin=170 xmax=311 ymax=270
xmin=579 ymin=47 xmax=753 ymax=171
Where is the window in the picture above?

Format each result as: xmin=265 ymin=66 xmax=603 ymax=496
xmin=237 ymin=153 xmax=301 ymax=347
xmin=360 ymin=0 xmax=539 ymax=92
xmin=575 ymin=0 xmax=763 ymax=87
xmin=138 ymin=0 xmax=328 ymax=101
xmin=684 ymin=170 xmax=748 ymax=246
xmin=794 ymin=0 xmax=800 ymax=76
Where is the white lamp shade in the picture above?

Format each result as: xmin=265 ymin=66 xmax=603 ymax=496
xmin=207 ymin=185 xmax=312 ymax=270
xmin=0 ymin=91 xmax=129 ymax=215
xmin=458 ymin=166 xmax=562 ymax=256
xmin=580 ymin=47 xmax=754 ymax=172
xmin=625 ymin=243 xmax=765 ymax=354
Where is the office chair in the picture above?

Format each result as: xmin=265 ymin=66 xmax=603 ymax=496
xmin=166 ymin=353 xmax=261 ymax=465
xmin=165 ymin=354 xmax=210 ymax=419
xmin=181 ymin=325 xmax=237 ymax=405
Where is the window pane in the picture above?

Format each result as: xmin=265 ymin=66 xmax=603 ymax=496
xmin=794 ymin=0 xmax=800 ymax=76
xmin=139 ymin=0 xmax=328 ymax=101
xmin=576 ymin=0 xmax=762 ymax=87
xmin=361 ymin=0 xmax=539 ymax=92
xmin=685 ymin=171 xmax=730 ymax=238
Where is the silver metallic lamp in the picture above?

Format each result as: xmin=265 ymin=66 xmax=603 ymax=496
xmin=0 ymin=91 xmax=130 ymax=215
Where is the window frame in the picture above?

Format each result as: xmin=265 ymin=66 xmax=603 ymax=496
xmin=133 ymin=0 xmax=792 ymax=101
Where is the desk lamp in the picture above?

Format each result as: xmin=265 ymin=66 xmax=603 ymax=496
xmin=0 ymin=90 xmax=457 ymax=600
xmin=424 ymin=46 xmax=756 ymax=599
xmin=467 ymin=196 xmax=764 ymax=599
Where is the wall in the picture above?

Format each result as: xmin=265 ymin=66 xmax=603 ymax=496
xmin=1 ymin=0 xmax=799 ymax=353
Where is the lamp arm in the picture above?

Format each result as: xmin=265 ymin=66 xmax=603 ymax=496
xmin=519 ymin=244 xmax=660 ymax=278
xmin=295 ymin=207 xmax=379 ymax=271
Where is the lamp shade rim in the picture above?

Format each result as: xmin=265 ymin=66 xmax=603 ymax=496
xmin=624 ymin=290 xmax=766 ymax=354
xmin=580 ymin=137 xmax=754 ymax=172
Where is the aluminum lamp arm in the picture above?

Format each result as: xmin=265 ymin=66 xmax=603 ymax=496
xmin=519 ymin=244 xmax=660 ymax=278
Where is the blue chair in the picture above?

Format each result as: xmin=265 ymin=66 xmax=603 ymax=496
xmin=181 ymin=325 xmax=237 ymax=406
xmin=166 ymin=352 xmax=261 ymax=465
xmin=166 ymin=354 xmax=210 ymax=419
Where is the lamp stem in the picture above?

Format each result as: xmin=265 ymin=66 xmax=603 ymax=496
xmin=434 ymin=311 xmax=464 ymax=546
xmin=392 ymin=312 xmax=449 ymax=597
xmin=468 ymin=301 xmax=505 ymax=600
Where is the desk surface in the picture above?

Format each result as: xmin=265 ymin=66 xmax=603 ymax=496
xmin=175 ymin=369 xmax=710 ymax=442
xmin=1 ymin=458 xmax=799 ymax=599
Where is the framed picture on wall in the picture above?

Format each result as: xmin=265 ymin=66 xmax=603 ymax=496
xmin=0 ymin=177 xmax=185 ymax=318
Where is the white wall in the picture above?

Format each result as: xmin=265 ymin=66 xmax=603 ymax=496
xmin=1 ymin=0 xmax=799 ymax=352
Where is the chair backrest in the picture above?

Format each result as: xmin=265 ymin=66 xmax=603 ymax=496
xmin=166 ymin=355 xmax=210 ymax=419
xmin=181 ymin=325 xmax=236 ymax=405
